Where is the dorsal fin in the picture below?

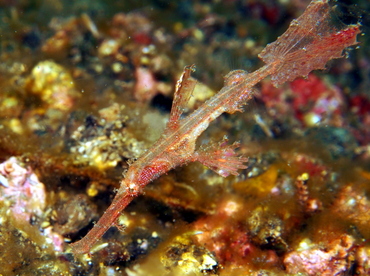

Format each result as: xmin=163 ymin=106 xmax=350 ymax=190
xmin=167 ymin=65 xmax=197 ymax=130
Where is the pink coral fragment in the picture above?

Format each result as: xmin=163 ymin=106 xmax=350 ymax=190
xmin=284 ymin=235 xmax=354 ymax=275
xmin=134 ymin=66 xmax=158 ymax=102
xmin=0 ymin=157 xmax=46 ymax=222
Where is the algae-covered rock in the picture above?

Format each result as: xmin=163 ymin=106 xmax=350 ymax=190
xmin=0 ymin=201 xmax=71 ymax=275
xmin=25 ymin=60 xmax=80 ymax=111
